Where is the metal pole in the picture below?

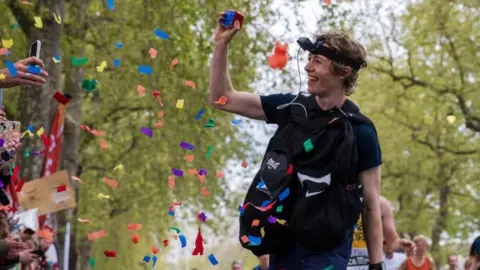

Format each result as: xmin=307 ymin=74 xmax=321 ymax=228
xmin=63 ymin=221 xmax=71 ymax=270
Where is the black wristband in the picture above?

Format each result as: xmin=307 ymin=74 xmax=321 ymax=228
xmin=369 ymin=263 xmax=383 ymax=270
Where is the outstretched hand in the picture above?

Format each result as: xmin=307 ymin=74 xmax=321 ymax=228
xmin=214 ymin=12 xmax=242 ymax=46
xmin=0 ymin=57 xmax=48 ymax=88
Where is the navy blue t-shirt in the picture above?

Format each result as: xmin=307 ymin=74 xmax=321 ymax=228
xmin=260 ymin=93 xmax=382 ymax=172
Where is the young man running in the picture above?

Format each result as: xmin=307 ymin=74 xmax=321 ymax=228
xmin=209 ymin=15 xmax=383 ymax=269
xmin=349 ymin=196 xmax=415 ymax=269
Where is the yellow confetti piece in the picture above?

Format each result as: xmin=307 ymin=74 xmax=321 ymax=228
xmin=52 ymin=56 xmax=60 ymax=63
xmin=21 ymin=130 xmax=34 ymax=138
xmin=113 ymin=164 xmax=124 ymax=171
xmin=97 ymin=193 xmax=110 ymax=199
xmin=77 ymin=218 xmax=92 ymax=224
xmin=53 ymin=13 xmax=61 ymax=24
xmin=36 ymin=127 xmax=44 ymax=137
xmin=0 ymin=74 xmax=5 ymax=80
xmin=276 ymin=219 xmax=287 ymax=225
xmin=176 ymin=99 xmax=184 ymax=109
xmin=260 ymin=227 xmax=265 ymax=238
xmin=33 ymin=16 xmax=43 ymax=28
xmin=96 ymin=61 xmax=107 ymax=72
xmin=1 ymin=39 xmax=13 ymax=49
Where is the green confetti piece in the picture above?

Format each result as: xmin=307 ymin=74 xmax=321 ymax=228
xmin=71 ymin=56 xmax=88 ymax=67
xmin=88 ymin=257 xmax=95 ymax=268
xmin=276 ymin=205 xmax=283 ymax=213
xmin=24 ymin=147 xmax=30 ymax=157
xmin=9 ymin=162 xmax=14 ymax=174
xmin=303 ymin=138 xmax=314 ymax=153
xmin=205 ymin=145 xmax=214 ymax=159
xmin=82 ymin=79 xmax=97 ymax=92
xmin=168 ymin=226 xmax=181 ymax=234
xmin=204 ymin=118 xmax=215 ymax=128
xmin=324 ymin=265 xmax=333 ymax=270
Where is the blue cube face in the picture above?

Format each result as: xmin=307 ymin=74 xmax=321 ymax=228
xmin=222 ymin=10 xmax=236 ymax=27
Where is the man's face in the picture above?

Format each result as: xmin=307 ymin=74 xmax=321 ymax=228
xmin=304 ymin=53 xmax=344 ymax=97
xmin=231 ymin=263 xmax=243 ymax=270
xmin=448 ymin=255 xmax=457 ymax=267
xmin=259 ymin=254 xmax=269 ymax=266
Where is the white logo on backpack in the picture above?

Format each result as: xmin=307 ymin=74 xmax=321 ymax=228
xmin=297 ymin=172 xmax=331 ymax=197
xmin=266 ymin=158 xmax=280 ymax=170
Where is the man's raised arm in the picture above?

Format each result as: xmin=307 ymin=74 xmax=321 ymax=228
xmin=209 ymin=13 xmax=265 ymax=120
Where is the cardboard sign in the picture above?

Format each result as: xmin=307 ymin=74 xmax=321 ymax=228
xmin=18 ymin=170 xmax=76 ymax=215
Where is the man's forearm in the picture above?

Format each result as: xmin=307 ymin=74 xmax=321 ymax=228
xmin=364 ymin=206 xmax=383 ymax=263
xmin=208 ymin=43 xmax=234 ymax=103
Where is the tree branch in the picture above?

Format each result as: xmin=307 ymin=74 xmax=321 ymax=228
xmin=7 ymin=0 xmax=33 ymax=37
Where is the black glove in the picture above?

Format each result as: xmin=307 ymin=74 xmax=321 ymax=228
xmin=369 ymin=263 xmax=384 ymax=270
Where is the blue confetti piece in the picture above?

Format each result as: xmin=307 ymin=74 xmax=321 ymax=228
xmin=247 ymin=235 xmax=262 ymax=246
xmin=179 ymin=141 xmax=195 ymax=150
xmin=168 ymin=210 xmax=175 ymax=216
xmin=0 ymin=139 xmax=4 ymax=148
xmin=142 ymin=256 xmax=150 ymax=263
xmin=194 ymin=108 xmax=205 ymax=121
xmin=115 ymin=42 xmax=123 ymax=48
xmin=278 ymin=187 xmax=290 ymax=202
xmin=179 ymin=234 xmax=187 ymax=248
xmin=260 ymin=200 xmax=271 ymax=207
xmin=138 ymin=65 xmax=153 ymax=75
xmin=153 ymin=29 xmax=169 ymax=40
xmin=6 ymin=61 xmax=17 ymax=77
xmin=53 ymin=54 xmax=61 ymax=62
xmin=113 ymin=59 xmax=120 ymax=67
xmin=27 ymin=124 xmax=34 ymax=132
xmin=256 ymin=180 xmax=266 ymax=189
xmin=152 ymin=256 xmax=157 ymax=267
xmin=27 ymin=65 xmax=41 ymax=75
xmin=231 ymin=119 xmax=242 ymax=125
xmin=208 ymin=254 xmax=219 ymax=265
xmin=107 ymin=0 xmax=114 ymax=10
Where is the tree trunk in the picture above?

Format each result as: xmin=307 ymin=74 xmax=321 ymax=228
xmin=13 ymin=0 xmax=65 ymax=180
xmin=430 ymin=177 xmax=450 ymax=269
xmin=54 ymin=1 xmax=89 ymax=269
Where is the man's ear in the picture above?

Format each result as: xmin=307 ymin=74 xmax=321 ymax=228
xmin=338 ymin=66 xmax=352 ymax=80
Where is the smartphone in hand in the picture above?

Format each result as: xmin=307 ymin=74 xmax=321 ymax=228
xmin=29 ymin=40 xmax=41 ymax=58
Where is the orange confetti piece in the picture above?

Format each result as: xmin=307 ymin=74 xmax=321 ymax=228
xmin=71 ymin=176 xmax=84 ymax=184
xmin=127 ymin=223 xmax=143 ymax=231
xmin=197 ymin=174 xmax=206 ymax=184
xmin=185 ymin=154 xmax=194 ymax=162
xmin=184 ymin=80 xmax=196 ymax=89
xmin=241 ymin=159 xmax=248 ymax=168
xmin=157 ymin=111 xmax=164 ymax=118
xmin=200 ymin=186 xmax=210 ymax=197
xmin=137 ymin=84 xmax=146 ymax=96
xmin=188 ymin=168 xmax=198 ymax=175
xmin=215 ymin=171 xmax=224 ymax=178
xmin=241 ymin=235 xmax=249 ymax=243
xmin=91 ymin=129 xmax=105 ymax=136
xmin=78 ymin=218 xmax=92 ymax=224
xmin=88 ymin=229 xmax=106 ymax=241
xmin=170 ymin=57 xmax=179 ymax=70
xmin=168 ymin=175 xmax=175 ymax=188
xmin=37 ymin=229 xmax=54 ymax=242
xmin=100 ymin=139 xmax=108 ymax=150
xmin=251 ymin=219 xmax=260 ymax=227
xmin=152 ymin=246 xmax=160 ymax=254
xmin=323 ymin=0 xmax=331 ymax=4
xmin=104 ymin=176 xmax=118 ymax=188
xmin=155 ymin=120 xmax=163 ymax=128
xmin=131 ymin=234 xmax=139 ymax=244
xmin=214 ymin=96 xmax=228 ymax=105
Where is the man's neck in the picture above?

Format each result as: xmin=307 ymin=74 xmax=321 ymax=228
xmin=414 ymin=254 xmax=425 ymax=261
xmin=314 ymin=91 xmax=347 ymax=111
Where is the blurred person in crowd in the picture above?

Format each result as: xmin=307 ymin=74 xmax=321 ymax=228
xmin=444 ymin=255 xmax=458 ymax=270
xmin=231 ymin=260 xmax=244 ymax=270
xmin=0 ymin=57 xmax=48 ymax=88
xmin=252 ymin=254 xmax=269 ymax=270
xmin=465 ymin=236 xmax=480 ymax=270
xmin=399 ymin=235 xmax=436 ymax=270
xmin=384 ymin=247 xmax=407 ymax=270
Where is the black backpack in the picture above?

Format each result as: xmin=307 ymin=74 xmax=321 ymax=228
xmin=238 ymin=94 xmax=375 ymax=255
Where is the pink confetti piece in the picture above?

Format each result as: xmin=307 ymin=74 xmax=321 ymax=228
xmin=149 ymin=48 xmax=157 ymax=59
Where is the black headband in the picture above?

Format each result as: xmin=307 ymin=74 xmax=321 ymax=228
xmin=297 ymin=37 xmax=365 ymax=71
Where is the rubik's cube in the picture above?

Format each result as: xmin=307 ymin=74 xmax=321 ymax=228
xmin=221 ymin=10 xmax=244 ymax=29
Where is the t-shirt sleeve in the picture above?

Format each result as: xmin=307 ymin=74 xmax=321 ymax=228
xmin=355 ymin=123 xmax=382 ymax=172
xmin=260 ymin=93 xmax=295 ymax=125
